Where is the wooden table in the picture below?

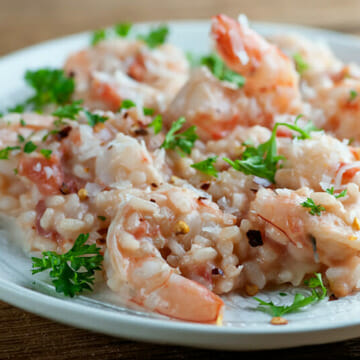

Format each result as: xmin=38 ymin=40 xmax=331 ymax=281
xmin=1 ymin=0 xmax=360 ymax=358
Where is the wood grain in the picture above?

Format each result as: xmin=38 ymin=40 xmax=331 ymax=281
xmin=1 ymin=0 xmax=360 ymax=358
xmin=1 ymin=0 xmax=360 ymax=55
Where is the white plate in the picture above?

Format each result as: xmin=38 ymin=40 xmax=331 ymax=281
xmin=1 ymin=20 xmax=360 ymax=351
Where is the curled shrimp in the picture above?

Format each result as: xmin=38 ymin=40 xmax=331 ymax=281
xmin=211 ymin=14 xmax=299 ymax=95
xmin=104 ymin=185 xmax=241 ymax=322
xmin=64 ymin=38 xmax=189 ymax=112
xmin=248 ymin=186 xmax=360 ymax=296
xmin=166 ymin=15 xmax=301 ymax=141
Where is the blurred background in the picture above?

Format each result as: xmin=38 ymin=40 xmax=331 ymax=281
xmin=1 ymin=0 xmax=360 ymax=55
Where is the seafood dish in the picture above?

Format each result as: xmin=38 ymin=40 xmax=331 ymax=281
xmin=2 ymin=14 xmax=360 ymax=324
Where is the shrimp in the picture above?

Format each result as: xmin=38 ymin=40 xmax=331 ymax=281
xmin=212 ymin=15 xmax=300 ymax=96
xmin=245 ymin=186 xmax=360 ymax=297
xmin=166 ymin=15 xmax=301 ymax=141
xmin=276 ymin=131 xmax=357 ymax=191
xmin=104 ymin=185 xmax=241 ymax=322
xmin=64 ymin=38 xmax=189 ymax=112
xmin=270 ymin=32 xmax=360 ymax=142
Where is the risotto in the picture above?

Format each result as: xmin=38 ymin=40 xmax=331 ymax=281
xmin=1 ymin=14 xmax=360 ymax=323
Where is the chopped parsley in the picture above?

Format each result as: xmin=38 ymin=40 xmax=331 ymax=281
xmin=42 ymin=129 xmax=61 ymax=142
xmin=52 ymin=100 xmax=83 ymax=121
xmin=301 ymin=198 xmax=326 ymax=216
xmin=115 ymin=22 xmax=132 ymax=37
xmin=84 ymin=110 xmax=108 ymax=127
xmin=32 ymin=233 xmax=103 ymax=297
xmin=17 ymin=134 xmax=25 ymax=143
xmin=137 ymin=25 xmax=169 ymax=48
xmin=20 ymin=119 xmax=26 ymax=127
xmin=143 ymin=107 xmax=155 ymax=116
xmin=350 ymin=89 xmax=358 ymax=101
xmin=160 ymin=117 xmax=198 ymax=156
xmin=326 ymin=187 xmax=347 ymax=199
xmin=97 ymin=215 xmax=107 ymax=221
xmin=148 ymin=115 xmax=163 ymax=134
xmin=91 ymin=29 xmax=107 ymax=45
xmin=0 ymin=146 xmax=21 ymax=160
xmin=254 ymin=273 xmax=327 ymax=317
xmin=191 ymin=156 xmax=218 ymax=177
xmin=23 ymin=141 xmax=37 ymax=154
xmin=119 ymin=99 xmax=136 ymax=111
xmin=8 ymin=104 xmax=25 ymax=113
xmin=201 ymin=53 xmax=245 ymax=88
xmin=293 ymin=53 xmax=309 ymax=75
xmin=40 ymin=149 xmax=52 ymax=159
xmin=223 ymin=120 xmax=319 ymax=183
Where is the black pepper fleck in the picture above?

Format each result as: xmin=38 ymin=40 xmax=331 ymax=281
xmin=56 ymin=126 xmax=72 ymax=141
xmin=211 ymin=268 xmax=224 ymax=276
xmin=134 ymin=128 xmax=148 ymax=136
xmin=59 ymin=182 xmax=70 ymax=195
xmin=200 ymin=182 xmax=210 ymax=190
xmin=246 ymin=230 xmax=263 ymax=247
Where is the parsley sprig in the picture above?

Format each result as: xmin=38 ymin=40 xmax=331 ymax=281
xmin=137 ymin=25 xmax=169 ymax=48
xmin=161 ymin=117 xmax=198 ymax=156
xmin=254 ymin=273 xmax=327 ymax=317
xmin=5 ymin=69 xmax=75 ymax=114
xmin=32 ymin=233 xmax=103 ymax=297
xmin=91 ymin=22 xmax=133 ymax=46
xmin=84 ymin=111 xmax=108 ymax=127
xmin=301 ymin=198 xmax=326 ymax=216
xmin=25 ymin=69 xmax=75 ymax=110
xmin=201 ymin=53 xmax=245 ymax=88
xmin=224 ymin=120 xmax=320 ymax=183
xmin=52 ymin=100 xmax=83 ymax=121
xmin=191 ymin=156 xmax=218 ymax=177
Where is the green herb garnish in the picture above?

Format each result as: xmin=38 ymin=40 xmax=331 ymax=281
xmin=32 ymin=233 xmax=103 ymax=297
xmin=52 ymin=100 xmax=83 ymax=121
xmin=8 ymin=104 xmax=26 ymax=113
xmin=160 ymin=117 xmax=198 ymax=156
xmin=148 ymin=115 xmax=163 ymax=134
xmin=115 ymin=22 xmax=132 ymax=37
xmin=301 ymin=198 xmax=326 ymax=216
xmin=17 ymin=134 xmax=25 ymax=143
xmin=201 ymin=53 xmax=245 ymax=88
xmin=119 ymin=99 xmax=136 ymax=111
xmin=254 ymin=273 xmax=327 ymax=317
xmin=143 ymin=107 xmax=155 ymax=116
xmin=326 ymin=187 xmax=347 ymax=199
xmin=223 ymin=120 xmax=319 ymax=183
xmin=191 ymin=156 xmax=218 ymax=177
xmin=137 ymin=25 xmax=169 ymax=48
xmin=23 ymin=141 xmax=37 ymax=154
xmin=20 ymin=119 xmax=26 ymax=127
xmin=293 ymin=53 xmax=309 ymax=75
xmin=91 ymin=29 xmax=107 ymax=45
xmin=350 ymin=90 xmax=358 ymax=101
xmin=97 ymin=215 xmax=107 ymax=221
xmin=84 ymin=110 xmax=108 ymax=127
xmin=40 ymin=149 xmax=52 ymax=159
xmin=24 ymin=69 xmax=75 ymax=110
xmin=0 ymin=146 xmax=21 ymax=160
